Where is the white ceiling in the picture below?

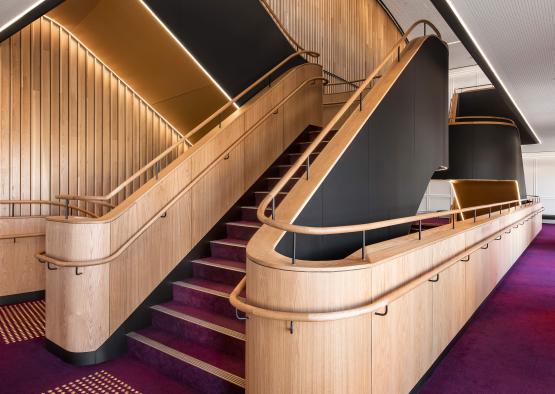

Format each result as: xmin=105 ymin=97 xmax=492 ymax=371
xmin=381 ymin=0 xmax=476 ymax=69
xmin=447 ymin=0 xmax=554 ymax=143
xmin=383 ymin=0 xmax=554 ymax=146
xmin=0 ymin=0 xmax=45 ymax=33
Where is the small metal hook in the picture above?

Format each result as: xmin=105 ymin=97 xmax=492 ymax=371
xmin=47 ymin=262 xmax=58 ymax=271
xmin=223 ymin=152 xmax=230 ymax=160
xmin=428 ymin=274 xmax=439 ymax=283
xmin=75 ymin=267 xmax=83 ymax=276
xmin=160 ymin=212 xmax=167 ymax=218
xmin=235 ymin=309 xmax=248 ymax=321
xmin=289 ymin=321 xmax=294 ymax=334
xmin=375 ymin=305 xmax=389 ymax=316
xmin=481 ymin=243 xmax=489 ymax=249
xmin=461 ymin=255 xmax=470 ymax=262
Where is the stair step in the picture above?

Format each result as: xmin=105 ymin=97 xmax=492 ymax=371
xmin=172 ymin=279 xmax=239 ymax=318
xmin=210 ymin=238 xmax=247 ymax=262
xmin=192 ymin=257 xmax=246 ymax=286
xmin=287 ymin=151 xmax=321 ymax=164
xmin=254 ymin=191 xmax=287 ymax=205
xmin=274 ymin=163 xmax=308 ymax=177
xmin=308 ymin=128 xmax=337 ymax=141
xmin=240 ymin=206 xmax=269 ymax=222
xmin=296 ymin=140 xmax=330 ymax=153
xmin=128 ymin=330 xmax=244 ymax=394
xmin=151 ymin=303 xmax=244 ymax=358
xmin=225 ymin=221 xmax=260 ymax=241
xmin=155 ymin=301 xmax=245 ymax=335
xmin=265 ymin=177 xmax=300 ymax=192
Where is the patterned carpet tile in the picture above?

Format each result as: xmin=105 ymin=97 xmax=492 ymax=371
xmin=0 ymin=299 xmax=45 ymax=344
xmin=42 ymin=370 xmax=141 ymax=394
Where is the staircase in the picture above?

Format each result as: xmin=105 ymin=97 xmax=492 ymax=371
xmin=127 ymin=126 xmax=336 ymax=393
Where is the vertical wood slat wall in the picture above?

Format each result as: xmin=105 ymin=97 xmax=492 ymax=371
xmin=0 ymin=17 xmax=184 ymax=217
xmin=266 ymin=0 xmax=402 ymax=89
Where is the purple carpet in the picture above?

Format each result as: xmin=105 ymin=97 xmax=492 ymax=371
xmin=0 ymin=335 xmax=198 ymax=393
xmin=420 ymin=223 xmax=555 ymax=393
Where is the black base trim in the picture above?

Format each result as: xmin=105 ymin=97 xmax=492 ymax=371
xmin=0 ymin=290 xmax=45 ymax=306
xmin=543 ymin=214 xmax=554 ymax=220
xmin=45 ymin=338 xmax=115 ymax=366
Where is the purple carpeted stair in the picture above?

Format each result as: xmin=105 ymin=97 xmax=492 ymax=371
xmin=127 ymin=126 xmax=336 ymax=393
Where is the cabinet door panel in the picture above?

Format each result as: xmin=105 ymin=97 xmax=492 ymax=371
xmin=432 ymin=260 xmax=465 ymax=358
xmin=372 ymin=283 xmax=433 ymax=394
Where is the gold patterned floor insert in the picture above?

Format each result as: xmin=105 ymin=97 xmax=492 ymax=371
xmin=42 ymin=370 xmax=142 ymax=394
xmin=0 ymin=299 xmax=45 ymax=344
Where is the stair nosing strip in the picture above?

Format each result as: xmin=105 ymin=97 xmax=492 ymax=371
xmin=173 ymin=281 xmax=231 ymax=298
xmin=288 ymin=151 xmax=322 ymax=156
xmin=127 ymin=332 xmax=245 ymax=388
xmin=226 ymin=222 xmax=261 ymax=229
xmin=151 ymin=305 xmax=245 ymax=341
xmin=266 ymin=177 xmax=301 ymax=180
xmin=210 ymin=239 xmax=247 ymax=248
xmin=241 ymin=205 xmax=270 ymax=210
xmin=193 ymin=259 xmax=246 ymax=273
xmin=254 ymin=191 xmax=287 ymax=195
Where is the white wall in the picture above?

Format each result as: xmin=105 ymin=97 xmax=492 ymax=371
xmin=523 ymin=152 xmax=555 ymax=215
xmin=418 ymin=180 xmax=453 ymax=213
xmin=448 ymin=65 xmax=490 ymax=99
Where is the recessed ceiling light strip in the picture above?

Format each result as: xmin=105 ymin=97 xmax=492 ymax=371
xmin=445 ymin=0 xmax=542 ymax=144
xmin=0 ymin=0 xmax=47 ymax=33
xmin=138 ymin=0 xmax=237 ymax=108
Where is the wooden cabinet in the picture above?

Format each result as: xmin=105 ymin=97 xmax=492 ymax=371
xmin=431 ymin=260 xmax=466 ymax=358
xmin=464 ymin=248 xmax=491 ymax=318
xmin=372 ymin=283 xmax=434 ymax=394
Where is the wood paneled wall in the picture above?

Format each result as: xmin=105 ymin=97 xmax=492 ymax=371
xmin=0 ymin=17 xmax=183 ymax=217
xmin=266 ymin=0 xmax=402 ymax=84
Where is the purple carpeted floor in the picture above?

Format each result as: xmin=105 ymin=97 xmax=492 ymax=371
xmin=0 ymin=336 xmax=199 ymax=393
xmin=420 ymin=223 xmax=555 ymax=394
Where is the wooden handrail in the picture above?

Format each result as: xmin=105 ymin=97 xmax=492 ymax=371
xmin=35 ymin=76 xmax=327 ymax=269
xmin=449 ymin=116 xmax=517 ymax=127
xmin=230 ymin=206 xmax=544 ymax=322
xmin=256 ymin=20 xmax=442 ymax=236
xmin=56 ymin=49 xmax=320 ymax=206
xmin=0 ymin=232 xmax=45 ymax=241
xmin=0 ymin=200 xmax=98 ymax=218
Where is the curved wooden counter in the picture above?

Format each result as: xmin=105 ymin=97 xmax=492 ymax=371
xmin=243 ymin=203 xmax=542 ymax=393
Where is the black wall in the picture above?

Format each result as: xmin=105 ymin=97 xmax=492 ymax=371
xmin=456 ymin=88 xmax=531 ymax=144
xmin=144 ymin=0 xmax=304 ymax=102
xmin=276 ymin=37 xmax=448 ymax=261
xmin=433 ymin=123 xmax=527 ymax=198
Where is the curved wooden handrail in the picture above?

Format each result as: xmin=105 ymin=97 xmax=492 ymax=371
xmin=0 ymin=200 xmax=98 ymax=218
xmin=35 ymin=76 xmax=328 ymax=269
xmin=56 ymin=49 xmax=320 ymax=206
xmin=256 ymin=20 xmax=443 ymax=236
xmin=0 ymin=232 xmax=45 ymax=241
xmin=231 ymin=206 xmax=544 ymax=322
xmin=449 ymin=116 xmax=517 ymax=127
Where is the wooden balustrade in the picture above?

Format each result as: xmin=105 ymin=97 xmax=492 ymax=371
xmin=39 ymin=63 xmax=323 ymax=358
xmin=241 ymin=202 xmax=543 ymax=393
